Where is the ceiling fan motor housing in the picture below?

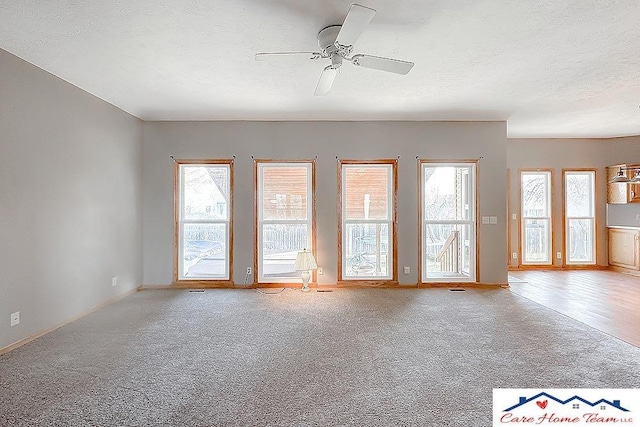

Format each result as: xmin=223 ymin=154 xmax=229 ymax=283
xmin=318 ymin=25 xmax=342 ymax=56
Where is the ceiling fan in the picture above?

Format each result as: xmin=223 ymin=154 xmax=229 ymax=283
xmin=255 ymin=3 xmax=415 ymax=96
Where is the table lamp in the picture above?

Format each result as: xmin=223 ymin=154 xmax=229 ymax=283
xmin=294 ymin=249 xmax=317 ymax=292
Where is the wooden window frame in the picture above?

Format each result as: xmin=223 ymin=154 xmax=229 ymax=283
xmin=519 ymin=169 xmax=554 ymax=266
xmin=253 ymin=159 xmax=317 ymax=286
xmin=173 ymin=159 xmax=234 ymax=286
xmin=338 ymin=159 xmax=398 ymax=285
xmin=507 ymin=168 xmax=512 ymax=267
xmin=563 ymin=169 xmax=597 ymax=266
xmin=417 ymin=159 xmax=479 ymax=284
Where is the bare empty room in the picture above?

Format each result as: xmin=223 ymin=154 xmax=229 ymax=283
xmin=1 ymin=1 xmax=640 ymax=426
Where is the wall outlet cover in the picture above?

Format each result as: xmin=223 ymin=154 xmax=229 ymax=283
xmin=10 ymin=311 xmax=20 ymax=327
xmin=403 ymin=266 xmax=410 ymax=274
xmin=317 ymin=267 xmax=323 ymax=275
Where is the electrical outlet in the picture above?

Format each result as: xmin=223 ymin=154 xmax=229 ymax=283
xmin=317 ymin=267 xmax=323 ymax=275
xmin=246 ymin=267 xmax=252 ymax=275
xmin=556 ymin=252 xmax=562 ymax=259
xmin=512 ymin=252 xmax=518 ymax=259
xmin=512 ymin=213 xmax=517 ymax=220
xmin=112 ymin=276 xmax=118 ymax=287
xmin=10 ymin=311 xmax=20 ymax=327
xmin=636 ymin=214 xmax=640 ymax=220
xmin=403 ymin=266 xmax=410 ymax=274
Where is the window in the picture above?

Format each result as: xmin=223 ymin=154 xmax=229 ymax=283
xmin=176 ymin=161 xmax=232 ymax=281
xmin=256 ymin=161 xmax=314 ymax=283
xmin=420 ymin=161 xmax=476 ymax=282
xmin=521 ymin=170 xmax=552 ymax=265
xmin=339 ymin=161 xmax=397 ymax=281
xmin=564 ymin=170 xmax=596 ymax=264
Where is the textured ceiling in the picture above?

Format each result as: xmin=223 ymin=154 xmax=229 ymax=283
xmin=1 ymin=0 xmax=640 ymax=138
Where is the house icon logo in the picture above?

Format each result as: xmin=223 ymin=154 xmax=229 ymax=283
xmin=504 ymin=392 xmax=630 ymax=412
xmin=493 ymin=388 xmax=639 ymax=426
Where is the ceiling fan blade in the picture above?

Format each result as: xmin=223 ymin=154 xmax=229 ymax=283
xmin=314 ymin=66 xmax=338 ymax=96
xmin=255 ymin=52 xmax=321 ymax=61
xmin=335 ymin=4 xmax=376 ymax=48
xmin=351 ymin=54 xmax=414 ymax=75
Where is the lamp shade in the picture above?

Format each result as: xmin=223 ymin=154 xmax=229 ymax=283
xmin=610 ymin=168 xmax=630 ymax=183
xmin=294 ymin=249 xmax=317 ymax=271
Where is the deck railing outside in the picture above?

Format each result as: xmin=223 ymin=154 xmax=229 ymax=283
xmin=436 ymin=230 xmax=459 ymax=273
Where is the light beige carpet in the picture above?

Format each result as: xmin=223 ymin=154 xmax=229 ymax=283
xmin=1 ymin=288 xmax=639 ymax=426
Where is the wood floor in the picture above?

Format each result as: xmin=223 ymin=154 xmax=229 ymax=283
xmin=508 ymin=270 xmax=640 ymax=348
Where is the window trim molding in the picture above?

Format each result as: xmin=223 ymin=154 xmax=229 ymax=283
xmin=519 ymin=168 xmax=554 ymax=266
xmin=562 ymin=168 xmax=597 ymax=266
xmin=253 ymin=159 xmax=317 ymax=286
xmin=507 ymin=168 xmax=512 ymax=268
xmin=173 ymin=159 xmax=234 ymax=285
xmin=417 ymin=159 xmax=479 ymax=284
xmin=337 ymin=159 xmax=398 ymax=285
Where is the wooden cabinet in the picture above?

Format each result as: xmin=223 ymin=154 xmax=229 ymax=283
xmin=607 ymin=164 xmax=640 ymax=204
xmin=608 ymin=228 xmax=640 ymax=270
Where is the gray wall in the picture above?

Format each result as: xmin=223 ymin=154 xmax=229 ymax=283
xmin=607 ymin=204 xmax=640 ymax=228
xmin=507 ymin=137 xmax=640 ymax=267
xmin=142 ymin=121 xmax=508 ymax=286
xmin=0 ymin=49 xmax=143 ymax=350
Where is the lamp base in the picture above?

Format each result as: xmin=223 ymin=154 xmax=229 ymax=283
xmin=301 ymin=270 xmax=310 ymax=292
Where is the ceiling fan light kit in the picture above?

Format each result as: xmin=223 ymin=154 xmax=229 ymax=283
xmin=256 ymin=3 xmax=414 ymax=95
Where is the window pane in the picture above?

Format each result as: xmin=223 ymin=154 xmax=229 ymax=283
xmin=566 ymin=173 xmax=593 ymax=217
xmin=565 ymin=171 xmax=595 ymax=265
xmin=261 ymin=166 xmax=308 ymax=221
xmin=522 ymin=173 xmax=549 ymax=217
xmin=262 ymin=224 xmax=309 ymax=279
xmin=344 ymin=223 xmax=390 ymax=277
xmin=344 ymin=166 xmax=389 ymax=220
xmin=423 ymin=224 xmax=471 ymax=279
xmin=424 ymin=166 xmax=471 ymax=220
xmin=257 ymin=162 xmax=313 ymax=283
xmin=421 ymin=162 xmax=476 ymax=283
xmin=182 ymin=223 xmax=227 ymax=278
xmin=568 ymin=218 xmax=594 ymax=263
xmin=183 ymin=166 xmax=229 ymax=221
xmin=523 ymin=218 xmax=550 ymax=263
